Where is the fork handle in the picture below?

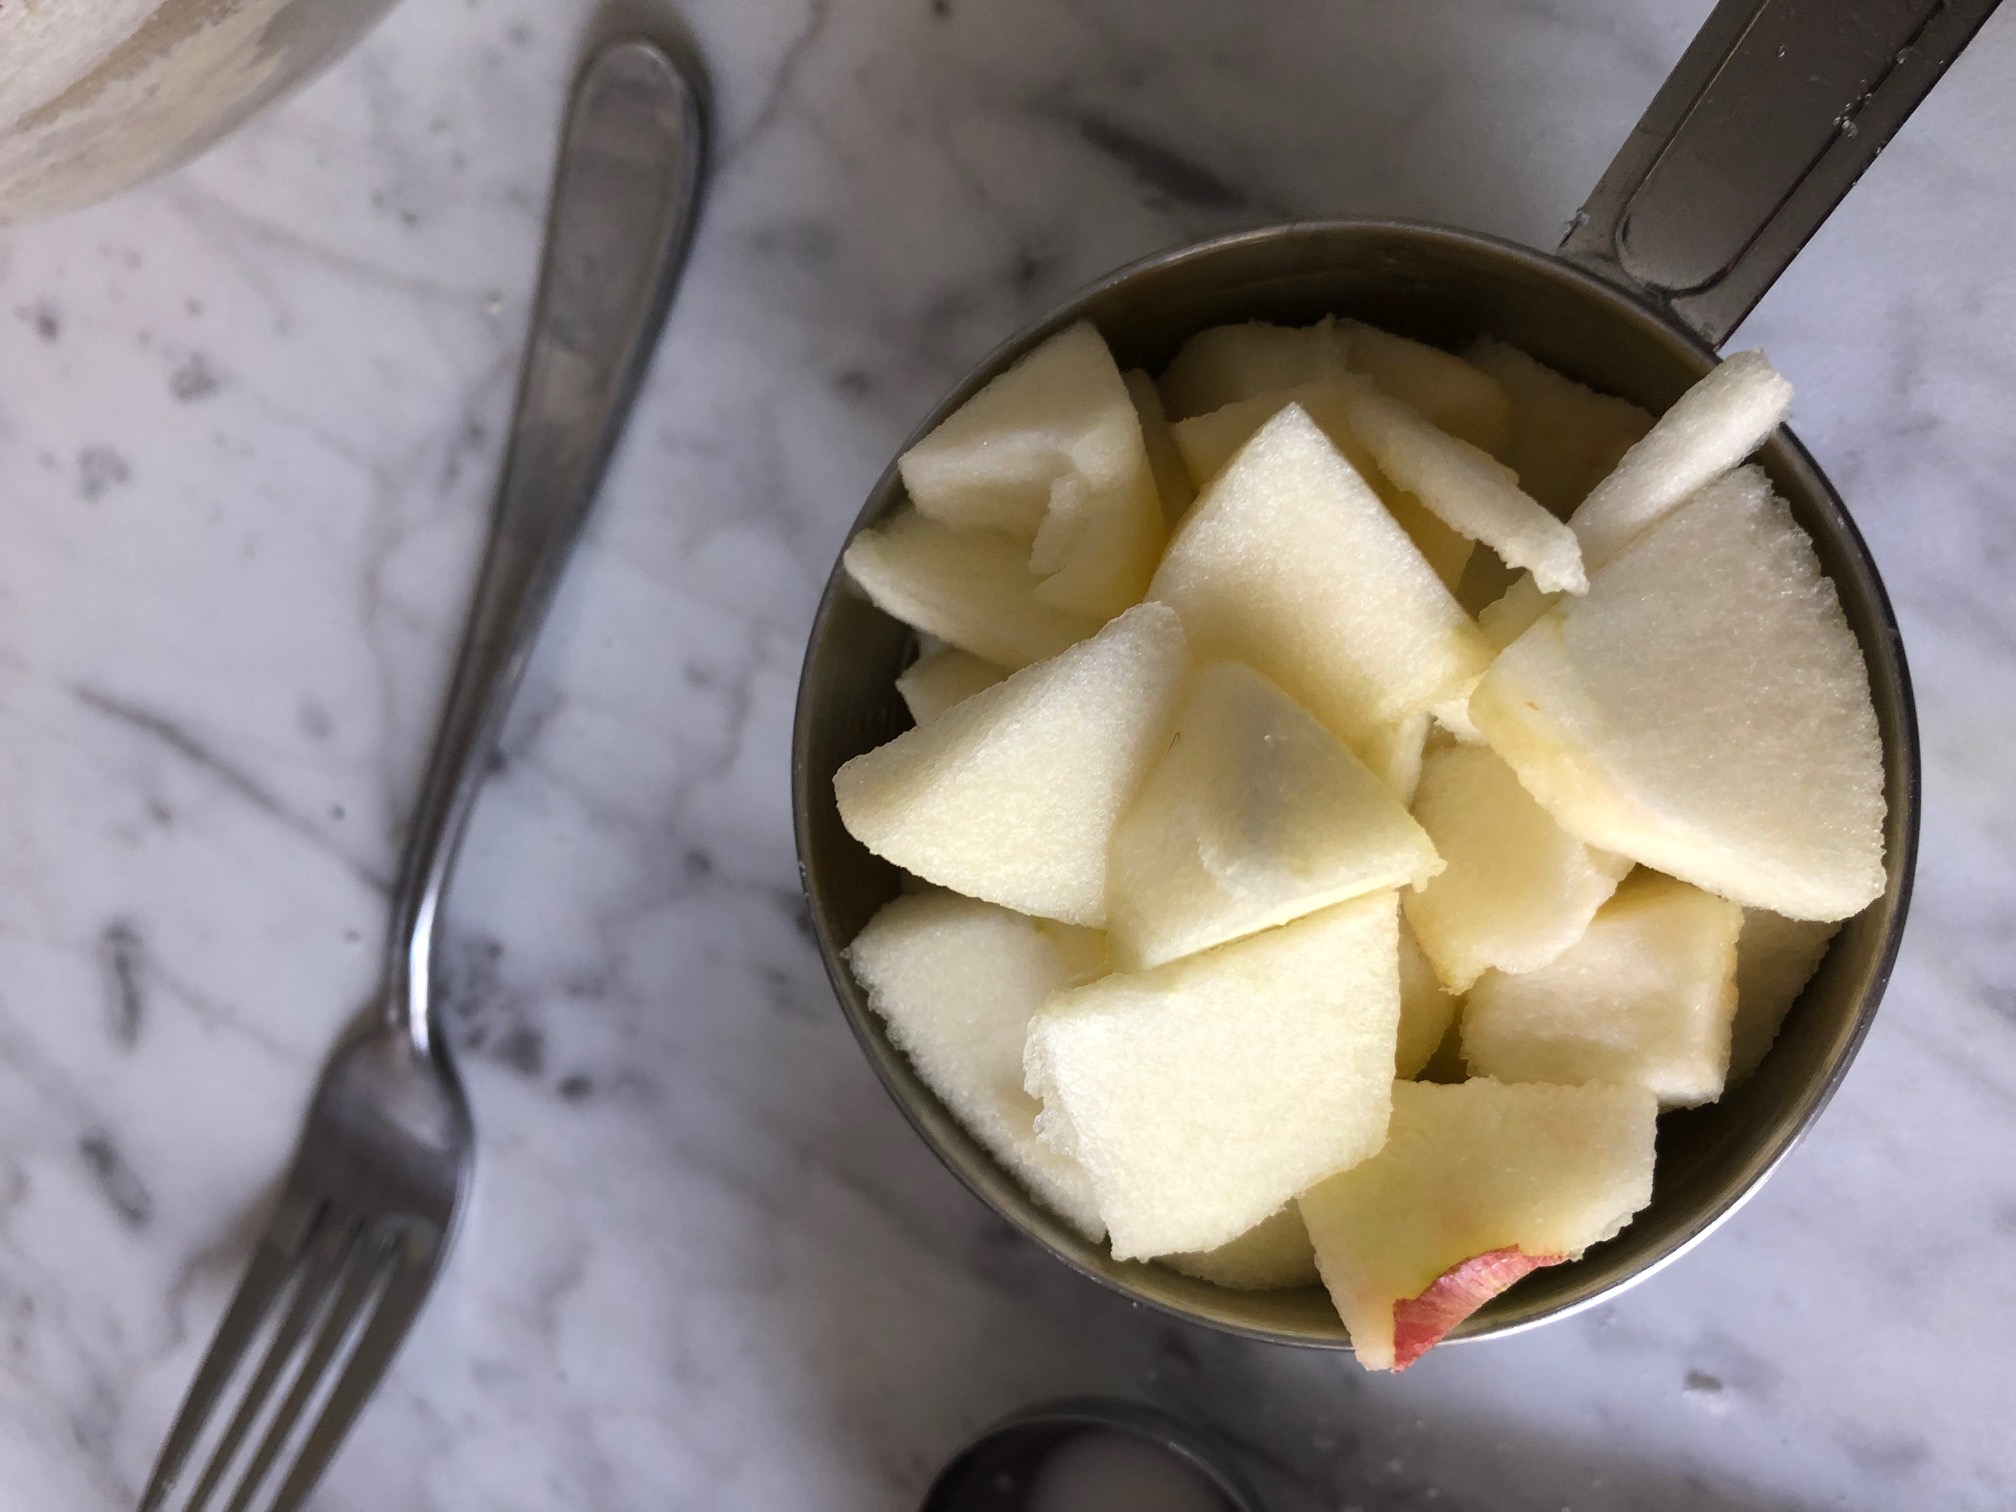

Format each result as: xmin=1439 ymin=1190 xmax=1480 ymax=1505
xmin=385 ymin=38 xmax=707 ymax=1054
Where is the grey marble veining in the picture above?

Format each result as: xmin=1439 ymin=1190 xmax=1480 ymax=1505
xmin=1 ymin=1 xmax=2013 ymax=1507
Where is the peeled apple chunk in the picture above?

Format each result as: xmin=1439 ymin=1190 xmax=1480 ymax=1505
xmin=1026 ymin=893 xmax=1401 ymax=1260
xmin=1470 ymin=467 xmax=1886 ymax=921
xmin=1150 ymin=404 xmax=1492 ymax=757
xmin=1298 ymin=1078 xmax=1657 ymax=1370
xmin=848 ymin=891 xmax=1104 ymax=1239
xmin=1403 ymin=743 xmax=1631 ymax=992
xmin=1123 ymin=367 xmax=1196 ymax=527
xmin=897 ymin=645 xmax=1005 ymax=726
xmin=1396 ymin=925 xmax=1460 ymax=1079
xmin=1158 ymin=318 xmax=1349 ymax=419
xmin=1464 ymin=338 xmax=1653 ymax=517
xmin=1729 ymin=910 xmax=1840 ymax=1085
xmin=1108 ymin=660 xmax=1442 ymax=971
xmin=896 ymin=321 xmax=1165 ymax=619
xmin=1340 ymin=320 xmax=1514 ymax=457
xmin=1568 ymin=349 xmax=1793 ymax=570
xmin=1337 ymin=378 xmax=1587 ymax=594
xmin=844 ymin=509 xmax=1099 ymax=669
xmin=1365 ymin=711 xmax=1433 ymax=806
xmin=834 ymin=603 xmax=1192 ymax=926
xmin=1462 ymin=871 xmax=1741 ymax=1107
xmin=1164 ymin=1204 xmax=1321 ymax=1291
xmin=1169 ymin=383 xmax=1474 ymax=591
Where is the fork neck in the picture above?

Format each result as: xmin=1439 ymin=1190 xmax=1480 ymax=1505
xmin=379 ymin=40 xmax=707 ymax=1058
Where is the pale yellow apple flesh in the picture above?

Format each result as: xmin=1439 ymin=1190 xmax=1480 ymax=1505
xmin=1163 ymin=1203 xmax=1321 ymax=1291
xmin=844 ymin=508 xmax=1099 ymax=669
xmin=1472 ymin=466 xmax=1886 ymax=921
xmin=1026 ymin=893 xmax=1401 ymax=1260
xmin=1462 ymin=871 xmax=1743 ymax=1108
xmin=1298 ymin=1078 xmax=1657 ymax=1370
xmin=896 ymin=644 xmax=1006 ymax=726
xmin=1151 ymin=403 xmax=1492 ymax=756
xmin=1123 ymin=366 xmax=1197 ymax=529
xmin=1404 ymin=742 xmax=1631 ymax=991
xmin=849 ymin=889 xmax=1105 ymax=1238
xmin=1168 ymin=382 xmax=1474 ymax=592
xmin=1568 ymin=348 xmax=1792 ymax=571
xmin=1108 ymin=659 xmax=1441 ymax=971
xmin=899 ymin=321 xmax=1166 ymax=619
xmin=1465 ymin=337 xmax=1653 ymax=517
xmin=1729 ymin=909 xmax=1840 ymax=1085
xmin=835 ymin=603 xmax=1191 ymax=926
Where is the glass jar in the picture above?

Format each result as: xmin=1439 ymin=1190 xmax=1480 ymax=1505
xmin=0 ymin=0 xmax=399 ymax=224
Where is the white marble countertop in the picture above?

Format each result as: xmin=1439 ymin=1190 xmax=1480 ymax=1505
xmin=3 ymin=1 xmax=2014 ymax=1507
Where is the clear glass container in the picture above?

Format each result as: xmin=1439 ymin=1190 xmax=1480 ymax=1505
xmin=0 ymin=0 xmax=398 ymax=224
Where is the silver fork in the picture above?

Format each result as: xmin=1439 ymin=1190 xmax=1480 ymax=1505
xmin=138 ymin=35 xmax=707 ymax=1512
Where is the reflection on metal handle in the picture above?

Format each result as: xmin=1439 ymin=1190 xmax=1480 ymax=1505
xmin=1560 ymin=0 xmax=2001 ymax=348
xmin=386 ymin=38 xmax=707 ymax=1055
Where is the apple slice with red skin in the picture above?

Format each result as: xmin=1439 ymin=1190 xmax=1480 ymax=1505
xmin=1299 ymin=1079 xmax=1656 ymax=1370
xmin=1390 ymin=1247 xmax=1566 ymax=1370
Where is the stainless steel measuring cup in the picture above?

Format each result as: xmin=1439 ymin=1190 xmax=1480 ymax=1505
xmin=794 ymin=0 xmax=1992 ymax=1349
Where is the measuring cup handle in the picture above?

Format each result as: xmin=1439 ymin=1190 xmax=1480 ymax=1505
xmin=1559 ymin=0 xmax=2001 ymax=348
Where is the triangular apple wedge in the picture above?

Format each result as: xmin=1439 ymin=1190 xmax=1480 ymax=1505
xmin=1298 ymin=1078 xmax=1657 ymax=1370
xmin=1403 ymin=742 xmax=1631 ymax=992
xmin=1462 ymin=871 xmax=1743 ymax=1108
xmin=848 ymin=890 xmax=1105 ymax=1239
xmin=1150 ymin=403 xmax=1492 ymax=759
xmin=835 ymin=603 xmax=1191 ymax=926
xmin=1108 ymin=659 xmax=1441 ymax=971
xmin=1026 ymin=892 xmax=1401 ymax=1261
xmin=898 ymin=321 xmax=1165 ymax=619
xmin=844 ymin=508 xmax=1099 ymax=669
xmin=1471 ymin=466 xmax=1886 ymax=921
xmin=1169 ymin=382 xmax=1475 ymax=591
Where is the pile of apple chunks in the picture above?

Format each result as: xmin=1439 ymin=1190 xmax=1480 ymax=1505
xmin=833 ymin=314 xmax=1886 ymax=1370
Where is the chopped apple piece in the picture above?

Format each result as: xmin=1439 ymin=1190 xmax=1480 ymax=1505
xmin=896 ymin=321 xmax=1165 ymax=619
xmin=844 ymin=509 xmax=1099 ymax=669
xmin=897 ymin=645 xmax=1005 ymax=726
xmin=834 ymin=603 xmax=1191 ymax=926
xmin=1477 ymin=573 xmax=1559 ymax=650
xmin=1164 ymin=1204 xmax=1320 ymax=1291
xmin=1569 ymin=349 xmax=1793 ymax=570
xmin=848 ymin=890 xmax=1104 ymax=1238
xmin=1403 ymin=744 xmax=1631 ymax=992
xmin=1171 ymin=384 xmax=1474 ymax=592
xmin=1729 ymin=910 xmax=1839 ymax=1085
xmin=1462 ymin=872 xmax=1742 ymax=1107
xmin=1472 ymin=467 xmax=1886 ymax=921
xmin=1150 ymin=404 xmax=1492 ymax=757
xmin=1465 ymin=338 xmax=1654 ymax=516
xmin=1337 ymin=379 xmax=1587 ymax=594
xmin=1123 ymin=368 xmax=1196 ymax=528
xmin=1158 ymin=318 xmax=1349 ymax=419
xmin=1298 ymin=1078 xmax=1657 ymax=1370
xmin=1364 ymin=710 xmax=1433 ymax=805
xmin=1396 ymin=925 xmax=1459 ymax=1079
xmin=1026 ymin=893 xmax=1401 ymax=1260
xmin=1339 ymin=321 xmax=1514 ymax=456
xmin=1108 ymin=660 xmax=1441 ymax=971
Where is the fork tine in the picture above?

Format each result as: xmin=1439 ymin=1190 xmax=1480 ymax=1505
xmin=138 ymin=1228 xmax=302 ymax=1511
xmin=220 ymin=1229 xmax=390 ymax=1512
xmin=263 ymin=1235 xmax=445 ymax=1512
xmin=179 ymin=1212 xmax=353 ymax=1512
